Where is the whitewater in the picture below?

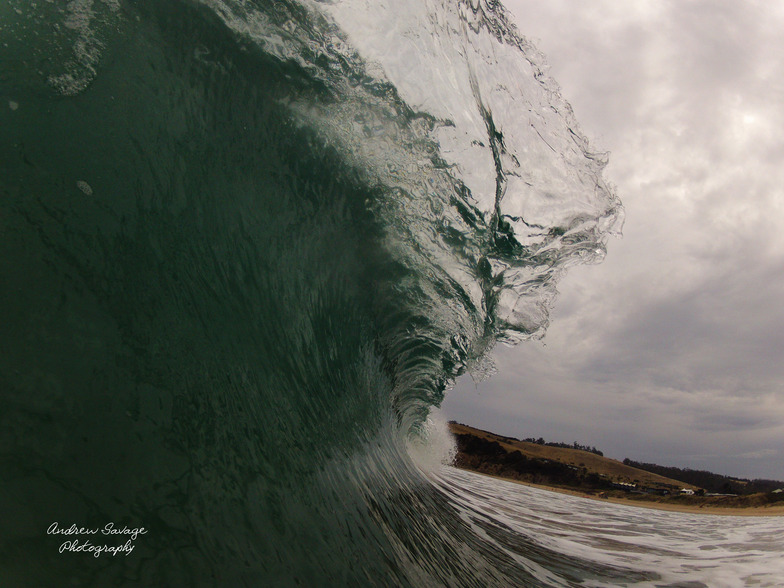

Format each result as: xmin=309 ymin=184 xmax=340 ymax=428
xmin=435 ymin=467 xmax=784 ymax=587
xmin=1 ymin=0 xmax=779 ymax=586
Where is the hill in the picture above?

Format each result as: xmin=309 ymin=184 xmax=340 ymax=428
xmin=448 ymin=423 xmax=784 ymax=513
xmin=448 ymin=422 xmax=696 ymax=493
xmin=621 ymin=458 xmax=784 ymax=496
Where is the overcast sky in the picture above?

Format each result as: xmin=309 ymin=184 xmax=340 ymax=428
xmin=441 ymin=0 xmax=784 ymax=480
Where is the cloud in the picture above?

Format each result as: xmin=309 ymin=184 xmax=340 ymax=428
xmin=443 ymin=0 xmax=784 ymax=480
xmin=735 ymin=449 xmax=778 ymax=460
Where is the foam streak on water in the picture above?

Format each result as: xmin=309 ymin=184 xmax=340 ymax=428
xmin=436 ymin=468 xmax=784 ymax=587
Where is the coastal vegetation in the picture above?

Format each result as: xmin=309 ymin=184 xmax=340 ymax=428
xmin=522 ymin=437 xmax=603 ymax=457
xmin=449 ymin=422 xmax=784 ymax=511
xmin=621 ymin=458 xmax=783 ymax=496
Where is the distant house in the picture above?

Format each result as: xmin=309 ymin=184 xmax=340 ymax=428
xmin=680 ymin=488 xmax=695 ymax=495
xmin=772 ymin=489 xmax=783 ymax=494
xmin=611 ymin=482 xmax=636 ymax=492
xmin=642 ymin=487 xmax=670 ymax=496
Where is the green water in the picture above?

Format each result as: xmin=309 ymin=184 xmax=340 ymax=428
xmin=1 ymin=1 xmax=621 ymax=585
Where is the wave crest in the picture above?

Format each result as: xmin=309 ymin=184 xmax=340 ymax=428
xmin=203 ymin=0 xmax=621 ymax=349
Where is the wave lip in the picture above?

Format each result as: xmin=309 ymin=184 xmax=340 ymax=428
xmin=242 ymin=0 xmax=623 ymax=343
xmin=191 ymin=1 xmax=622 ymax=435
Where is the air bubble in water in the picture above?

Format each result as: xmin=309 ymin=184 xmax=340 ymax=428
xmin=76 ymin=180 xmax=93 ymax=195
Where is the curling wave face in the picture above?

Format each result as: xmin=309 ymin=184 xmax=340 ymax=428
xmin=1 ymin=1 xmax=619 ymax=585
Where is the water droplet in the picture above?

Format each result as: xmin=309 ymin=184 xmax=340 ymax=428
xmin=76 ymin=180 xmax=93 ymax=195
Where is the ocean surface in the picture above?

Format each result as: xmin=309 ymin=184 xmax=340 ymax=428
xmin=2 ymin=0 xmax=776 ymax=586
xmin=435 ymin=467 xmax=784 ymax=587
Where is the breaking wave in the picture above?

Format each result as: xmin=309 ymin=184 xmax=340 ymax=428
xmin=1 ymin=1 xmax=624 ymax=585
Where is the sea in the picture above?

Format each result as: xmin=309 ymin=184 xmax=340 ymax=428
xmin=434 ymin=467 xmax=784 ymax=587
xmin=1 ymin=0 xmax=780 ymax=586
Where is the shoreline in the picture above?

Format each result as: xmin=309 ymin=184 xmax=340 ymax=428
xmin=457 ymin=467 xmax=784 ymax=517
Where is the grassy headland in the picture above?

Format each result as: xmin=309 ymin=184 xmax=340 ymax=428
xmin=449 ymin=422 xmax=784 ymax=515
